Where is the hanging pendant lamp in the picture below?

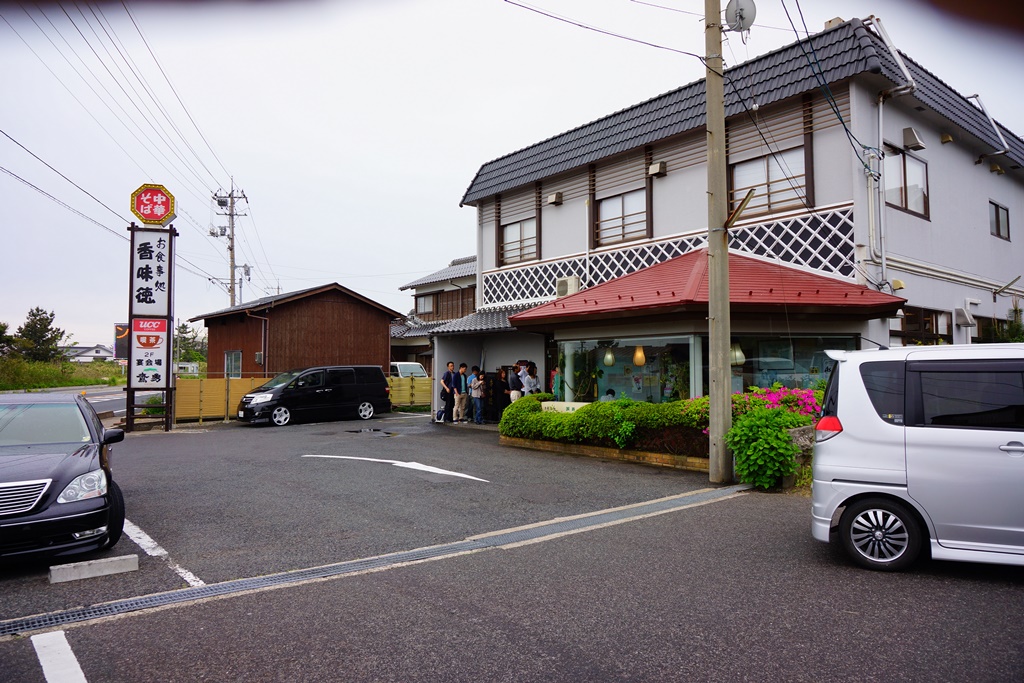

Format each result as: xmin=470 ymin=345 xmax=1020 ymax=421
xmin=603 ymin=348 xmax=616 ymax=366
xmin=633 ymin=345 xmax=646 ymax=367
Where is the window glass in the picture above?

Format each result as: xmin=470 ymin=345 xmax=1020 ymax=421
xmin=905 ymin=155 xmax=928 ymax=214
xmin=596 ymin=189 xmax=646 ymax=246
xmin=0 ymin=404 xmax=91 ymax=447
xmin=225 ymin=350 xmax=242 ymax=379
xmin=501 ymin=218 xmax=537 ymax=264
xmin=990 ymin=201 xmax=1010 ymax=240
xmin=731 ymin=147 xmax=805 ymax=216
xmin=354 ymin=367 xmax=383 ymax=383
xmin=416 ymin=295 xmax=433 ymax=314
xmin=298 ymin=371 xmax=324 ymax=388
xmin=860 ymin=361 xmax=905 ymax=425
xmin=884 ymin=150 xmax=928 ymax=217
xmin=920 ymin=371 xmax=1024 ymax=429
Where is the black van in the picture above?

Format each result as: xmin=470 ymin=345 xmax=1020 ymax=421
xmin=237 ymin=366 xmax=391 ymax=426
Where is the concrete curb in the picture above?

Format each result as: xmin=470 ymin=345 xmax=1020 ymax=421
xmin=49 ymin=555 xmax=139 ymax=583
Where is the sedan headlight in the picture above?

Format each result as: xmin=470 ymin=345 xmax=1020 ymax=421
xmin=58 ymin=469 xmax=108 ymax=503
xmin=249 ymin=393 xmax=274 ymax=405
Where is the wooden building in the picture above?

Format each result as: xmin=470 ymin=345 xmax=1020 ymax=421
xmin=191 ymin=283 xmax=400 ymax=378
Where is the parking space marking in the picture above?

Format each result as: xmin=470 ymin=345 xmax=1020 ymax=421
xmin=302 ymin=454 xmax=489 ymax=482
xmin=31 ymin=631 xmax=88 ymax=683
xmin=122 ymin=519 xmax=206 ymax=587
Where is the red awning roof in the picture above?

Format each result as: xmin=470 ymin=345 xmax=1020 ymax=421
xmin=509 ymin=249 xmax=904 ymax=329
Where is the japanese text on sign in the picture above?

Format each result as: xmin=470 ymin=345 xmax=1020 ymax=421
xmin=130 ymin=230 xmax=171 ymax=316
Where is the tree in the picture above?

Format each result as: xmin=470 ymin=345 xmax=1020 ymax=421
xmin=15 ymin=307 xmax=67 ymax=362
xmin=0 ymin=321 xmax=14 ymax=357
xmin=174 ymin=322 xmax=207 ymax=363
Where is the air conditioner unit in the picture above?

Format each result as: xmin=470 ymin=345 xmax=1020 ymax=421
xmin=555 ymin=275 xmax=580 ymax=298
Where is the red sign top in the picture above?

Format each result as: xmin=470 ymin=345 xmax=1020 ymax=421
xmin=131 ymin=184 xmax=176 ymax=225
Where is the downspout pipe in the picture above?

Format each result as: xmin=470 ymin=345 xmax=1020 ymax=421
xmin=246 ymin=309 xmax=270 ymax=377
xmin=864 ymin=15 xmax=917 ymax=290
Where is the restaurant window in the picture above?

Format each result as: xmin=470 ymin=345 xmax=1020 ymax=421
xmin=990 ymin=201 xmax=1010 ymax=240
xmin=596 ymin=189 xmax=646 ymax=246
xmin=730 ymin=147 xmax=806 ymax=216
xmin=884 ymin=148 xmax=929 ymax=217
xmin=501 ymin=217 xmax=537 ymax=264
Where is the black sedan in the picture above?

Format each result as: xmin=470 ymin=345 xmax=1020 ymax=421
xmin=0 ymin=393 xmax=125 ymax=561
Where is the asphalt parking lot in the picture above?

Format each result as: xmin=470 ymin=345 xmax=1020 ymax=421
xmin=2 ymin=412 xmax=1022 ymax=682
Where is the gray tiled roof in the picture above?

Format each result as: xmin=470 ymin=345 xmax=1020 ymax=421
xmin=461 ymin=18 xmax=1023 ymax=205
xmin=430 ymin=306 xmax=535 ymax=335
xmin=390 ymin=318 xmax=450 ymax=339
xmin=400 ymin=256 xmax=477 ymax=290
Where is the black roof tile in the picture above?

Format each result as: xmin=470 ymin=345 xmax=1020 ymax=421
xmin=461 ymin=18 xmax=1022 ymax=206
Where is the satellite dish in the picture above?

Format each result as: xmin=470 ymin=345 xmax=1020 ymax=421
xmin=725 ymin=0 xmax=756 ymax=32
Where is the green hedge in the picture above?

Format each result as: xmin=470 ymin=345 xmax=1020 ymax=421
xmin=498 ymin=387 xmax=821 ymax=481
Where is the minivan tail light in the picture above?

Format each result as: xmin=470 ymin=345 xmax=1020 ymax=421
xmin=815 ymin=415 xmax=843 ymax=442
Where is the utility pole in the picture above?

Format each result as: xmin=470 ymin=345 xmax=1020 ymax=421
xmin=705 ymin=0 xmax=733 ymax=484
xmin=212 ymin=179 xmax=247 ymax=307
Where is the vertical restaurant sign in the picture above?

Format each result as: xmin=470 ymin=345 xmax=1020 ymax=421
xmin=130 ymin=229 xmax=171 ymax=317
xmin=130 ymin=318 xmax=169 ymax=389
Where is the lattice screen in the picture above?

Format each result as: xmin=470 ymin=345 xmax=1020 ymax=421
xmin=481 ymin=207 xmax=855 ymax=308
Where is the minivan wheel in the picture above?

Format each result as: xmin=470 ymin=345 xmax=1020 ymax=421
xmin=271 ymin=406 xmax=291 ymax=426
xmin=357 ymin=401 xmax=374 ymax=420
xmin=840 ymin=498 xmax=922 ymax=571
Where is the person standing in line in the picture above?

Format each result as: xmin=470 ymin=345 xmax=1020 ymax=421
xmin=454 ymin=363 xmax=469 ymax=423
xmin=470 ymin=368 xmax=486 ymax=424
xmin=508 ymin=363 xmax=524 ymax=402
xmin=551 ymin=366 xmax=563 ymax=401
xmin=518 ymin=361 xmax=530 ymax=389
xmin=496 ymin=368 xmax=511 ymax=419
xmin=440 ymin=361 xmax=456 ymax=423
xmin=524 ymin=363 xmax=541 ymax=395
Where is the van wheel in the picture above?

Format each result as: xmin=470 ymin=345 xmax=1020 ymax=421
xmin=271 ymin=406 xmax=291 ymax=426
xmin=840 ymin=498 xmax=922 ymax=571
xmin=357 ymin=402 xmax=374 ymax=420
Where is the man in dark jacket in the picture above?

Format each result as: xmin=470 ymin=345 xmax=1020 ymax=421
xmin=440 ymin=361 xmax=457 ymax=423
xmin=508 ymin=362 xmax=524 ymax=402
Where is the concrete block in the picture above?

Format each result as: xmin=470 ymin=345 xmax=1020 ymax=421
xmin=49 ymin=554 xmax=139 ymax=583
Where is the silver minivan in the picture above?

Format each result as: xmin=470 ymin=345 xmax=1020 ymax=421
xmin=812 ymin=343 xmax=1024 ymax=571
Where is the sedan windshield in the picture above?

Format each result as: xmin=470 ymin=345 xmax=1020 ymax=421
xmin=0 ymin=404 xmax=91 ymax=447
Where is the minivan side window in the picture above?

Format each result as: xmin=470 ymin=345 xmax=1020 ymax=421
xmin=297 ymin=371 xmax=325 ymax=388
xmin=916 ymin=370 xmax=1024 ymax=429
xmin=859 ymin=361 xmax=905 ymax=425
xmin=328 ymin=369 xmax=355 ymax=386
xmin=354 ymin=367 xmax=384 ymax=383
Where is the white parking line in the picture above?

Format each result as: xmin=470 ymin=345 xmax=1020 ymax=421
xmin=31 ymin=631 xmax=88 ymax=683
xmin=122 ymin=519 xmax=205 ymax=587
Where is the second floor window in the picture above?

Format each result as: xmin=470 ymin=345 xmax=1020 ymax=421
xmin=416 ymin=294 xmax=433 ymax=315
xmin=596 ymin=189 xmax=646 ymax=246
xmin=501 ymin=218 xmax=537 ymax=264
xmin=990 ymin=201 xmax=1010 ymax=240
xmin=884 ymin=149 xmax=929 ymax=217
xmin=730 ymin=147 xmax=806 ymax=217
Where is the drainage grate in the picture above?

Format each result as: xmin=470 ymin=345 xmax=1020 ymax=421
xmin=0 ymin=485 xmax=747 ymax=637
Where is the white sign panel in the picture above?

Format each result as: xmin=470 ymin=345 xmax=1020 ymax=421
xmin=130 ymin=229 xmax=171 ymax=317
xmin=129 ymin=318 xmax=170 ymax=389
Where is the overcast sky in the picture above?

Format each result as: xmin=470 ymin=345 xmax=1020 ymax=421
xmin=2 ymin=0 xmax=1022 ymax=347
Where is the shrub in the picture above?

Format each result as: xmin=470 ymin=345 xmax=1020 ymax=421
xmin=726 ymin=406 xmax=812 ymax=489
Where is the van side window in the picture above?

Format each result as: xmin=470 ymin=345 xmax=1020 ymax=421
xmin=354 ymin=367 xmax=384 ymax=383
xmin=859 ymin=361 xmax=905 ymax=425
xmin=918 ymin=371 xmax=1024 ymax=429
xmin=328 ymin=369 xmax=355 ymax=386
xmin=297 ymin=371 xmax=325 ymax=388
